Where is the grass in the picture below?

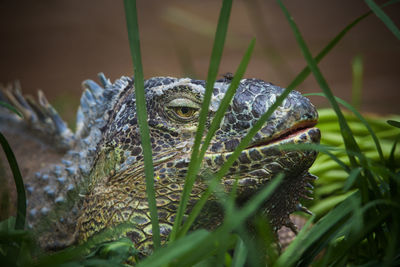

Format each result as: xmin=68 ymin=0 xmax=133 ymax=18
xmin=169 ymin=0 xmax=234 ymax=242
xmin=0 ymin=133 xmax=25 ymax=231
xmin=124 ymin=0 xmax=160 ymax=250
xmin=1 ymin=0 xmax=400 ymax=266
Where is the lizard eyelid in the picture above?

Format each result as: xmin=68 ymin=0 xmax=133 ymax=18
xmin=166 ymin=98 xmax=200 ymax=109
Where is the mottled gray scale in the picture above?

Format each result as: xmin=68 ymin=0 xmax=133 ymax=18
xmin=238 ymin=152 xmax=251 ymax=164
xmin=252 ymin=94 xmax=268 ymax=118
xmin=224 ymin=138 xmax=240 ymax=151
xmin=211 ymin=142 xmax=223 ymax=152
xmin=126 ymin=229 xmax=146 ymax=244
xmin=190 ymin=79 xmax=206 ymax=86
xmin=249 ymin=149 xmax=263 ymax=161
xmin=144 ymin=77 xmax=177 ymax=89
xmin=159 ymin=224 xmax=173 ymax=236
xmin=131 ymin=213 xmax=151 ymax=225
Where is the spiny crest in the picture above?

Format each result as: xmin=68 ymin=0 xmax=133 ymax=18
xmin=73 ymin=73 xmax=133 ymax=176
xmin=0 ymin=81 xmax=74 ymax=150
xmin=0 ymin=74 xmax=134 ymax=229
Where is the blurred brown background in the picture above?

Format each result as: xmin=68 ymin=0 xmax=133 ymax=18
xmin=1 ymin=0 xmax=399 ymax=124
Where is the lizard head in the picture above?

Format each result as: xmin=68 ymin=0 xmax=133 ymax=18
xmin=78 ymin=76 xmax=320 ymax=253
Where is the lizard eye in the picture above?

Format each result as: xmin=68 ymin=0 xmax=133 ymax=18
xmin=172 ymin=106 xmax=197 ymax=118
xmin=166 ymin=98 xmax=200 ymax=121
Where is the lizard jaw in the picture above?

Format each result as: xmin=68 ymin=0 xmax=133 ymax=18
xmin=246 ymin=120 xmax=319 ymax=149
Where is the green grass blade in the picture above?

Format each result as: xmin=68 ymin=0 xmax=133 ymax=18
xmin=252 ymin=216 xmax=279 ymax=266
xmin=274 ymin=215 xmax=315 ymax=267
xmin=243 ymin=0 xmax=294 ymax=80
xmin=277 ymin=0 xmax=362 ymax=170
xmin=169 ymin=0 xmax=233 ymax=242
xmin=178 ymin=79 xmax=297 ymax=235
xmin=174 ymin=38 xmax=254 ymax=240
xmin=136 ymin=230 xmax=210 ymax=267
xmin=388 ymin=134 xmax=399 ymax=170
xmin=276 ymin=192 xmax=359 ymax=267
xmin=231 ymin=238 xmax=247 ymax=267
xmin=176 ymin=175 xmax=282 ymax=266
xmin=287 ymin=11 xmax=369 ymax=89
xmin=176 ymin=38 xmax=255 ymax=238
xmin=343 ymin=167 xmax=362 ymax=191
xmin=0 ymin=101 xmax=23 ymax=118
xmin=35 ymin=222 xmax=136 ymax=266
xmin=311 ymin=191 xmax=356 ymax=216
xmin=365 ymin=0 xmax=400 ymax=40
xmin=306 ymin=93 xmax=385 ymax=161
xmin=0 ymin=132 xmax=25 ymax=230
xmin=123 ymin=0 xmax=160 ymax=249
xmin=199 ymin=39 xmax=255 ymax=162
xmin=387 ymin=120 xmax=400 ymax=129
xmin=287 ymin=0 xmax=400 ymax=89
xmin=225 ymin=174 xmax=283 ymax=231
xmin=351 ymin=55 xmax=363 ymax=110
xmin=279 ymin=143 xmax=348 ymax=169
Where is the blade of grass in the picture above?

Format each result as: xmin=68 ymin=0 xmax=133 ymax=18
xmin=222 ymin=174 xmax=283 ymax=233
xmin=277 ymin=8 xmax=391 ymax=256
xmin=287 ymin=0 xmax=400 ymax=89
xmin=277 ymin=0 xmax=359 ymax=164
xmin=387 ymin=120 xmax=400 ymax=129
xmin=351 ymin=55 xmax=363 ymax=110
xmin=276 ymin=0 xmax=382 ymax=204
xmin=175 ymin=38 xmax=255 ymax=239
xmin=178 ymin=77 xmax=299 ymax=236
xmin=365 ymin=0 xmax=400 ymax=40
xmin=35 ymin=222 xmax=136 ymax=266
xmin=0 ymin=132 xmax=25 ymax=230
xmin=214 ymin=179 xmax=240 ymax=266
xmin=275 ymin=192 xmax=359 ymax=267
xmin=169 ymin=0 xmax=233 ymax=242
xmin=306 ymin=93 xmax=385 ymax=162
xmin=322 ymin=207 xmax=393 ymax=266
xmin=254 ymin=216 xmax=279 ymax=266
xmin=199 ymin=39 xmax=255 ymax=163
xmin=235 ymin=227 xmax=264 ymax=267
xmin=274 ymin=215 xmax=315 ymax=267
xmin=231 ymin=237 xmax=247 ymax=267
xmin=388 ymin=134 xmax=399 ymax=170
xmin=176 ymin=38 xmax=255 ymax=238
xmin=136 ymin=230 xmax=210 ymax=267
xmin=244 ymin=0 xmax=294 ymax=80
xmin=278 ymin=143 xmax=350 ymax=173
xmin=0 ymin=230 xmax=29 ymax=243
xmin=343 ymin=167 xmax=362 ymax=191
xmin=123 ymin=0 xmax=160 ymax=249
xmin=0 ymin=101 xmax=23 ymax=118
xmin=174 ymin=175 xmax=283 ymax=266
xmin=310 ymin=191 xmax=356 ymax=216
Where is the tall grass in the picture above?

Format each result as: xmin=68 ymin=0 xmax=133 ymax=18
xmin=124 ymin=0 xmax=160 ymax=250
xmin=0 ymin=0 xmax=399 ymax=266
xmin=0 ymin=133 xmax=25 ymax=231
xmin=169 ymin=0 xmax=234 ymax=242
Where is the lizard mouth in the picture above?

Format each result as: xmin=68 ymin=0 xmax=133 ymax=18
xmin=246 ymin=120 xmax=319 ymax=149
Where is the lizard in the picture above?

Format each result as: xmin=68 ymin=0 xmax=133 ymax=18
xmin=0 ymin=73 xmax=320 ymax=256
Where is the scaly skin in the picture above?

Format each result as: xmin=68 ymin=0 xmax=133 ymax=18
xmin=0 ymin=75 xmax=320 ymax=255
xmin=77 ymin=76 xmax=320 ymax=254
